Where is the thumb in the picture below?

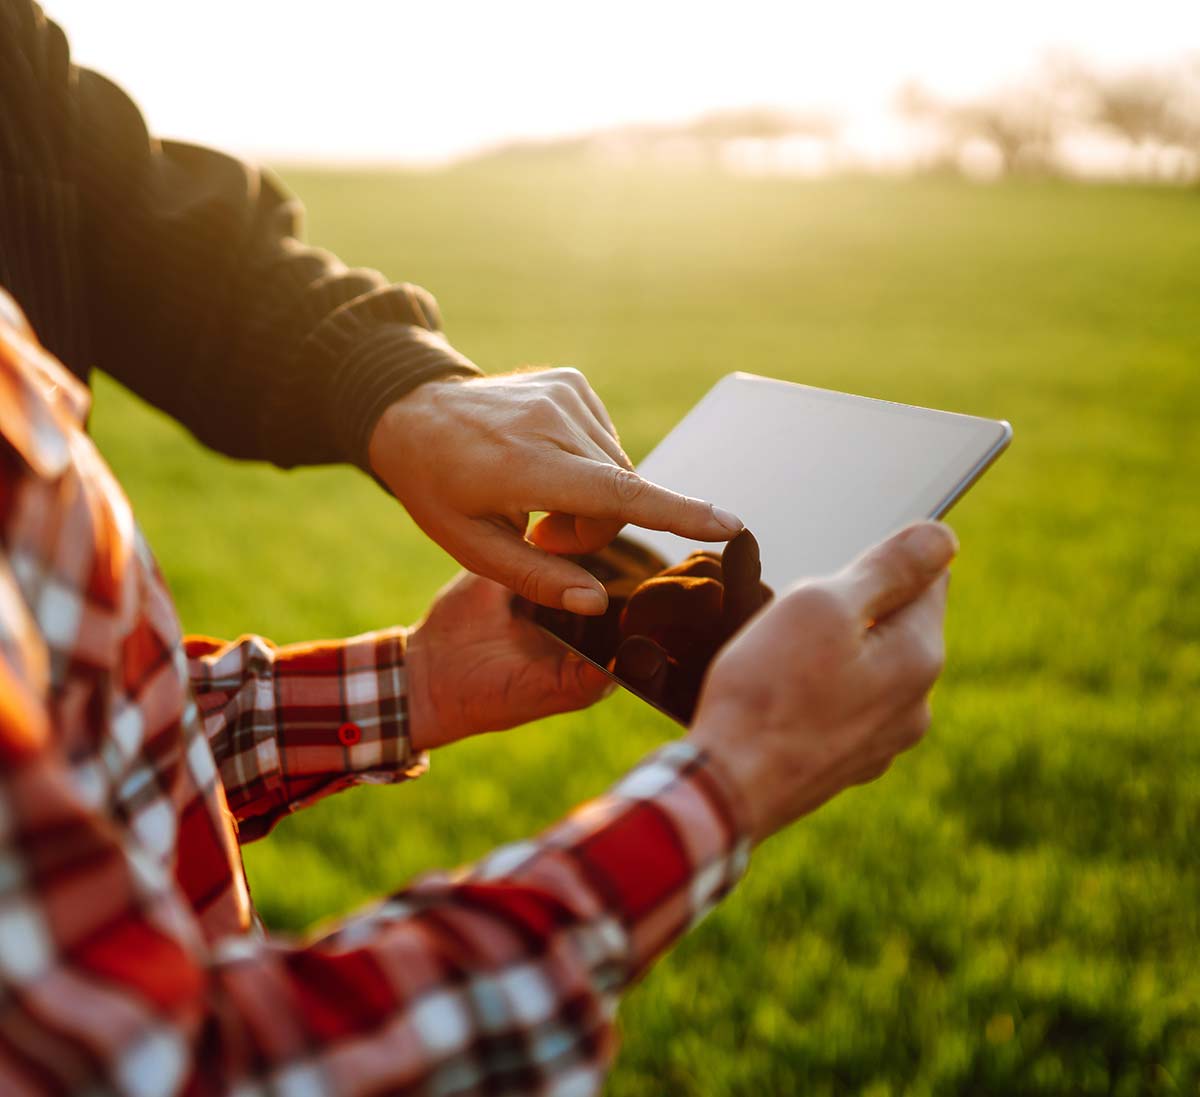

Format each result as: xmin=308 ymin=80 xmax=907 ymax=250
xmin=839 ymin=522 xmax=958 ymax=623
xmin=465 ymin=518 xmax=611 ymax=615
xmin=567 ymin=652 xmax=616 ymax=702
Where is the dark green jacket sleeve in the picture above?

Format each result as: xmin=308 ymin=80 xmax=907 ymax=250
xmin=0 ymin=0 xmax=481 ymax=470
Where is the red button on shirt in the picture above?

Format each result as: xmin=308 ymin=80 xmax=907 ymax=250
xmin=337 ymin=722 xmax=362 ymax=746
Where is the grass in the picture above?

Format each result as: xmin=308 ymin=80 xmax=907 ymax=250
xmin=89 ymin=164 xmax=1200 ymax=1095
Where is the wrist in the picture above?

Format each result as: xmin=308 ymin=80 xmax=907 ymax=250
xmin=686 ymin=708 xmax=769 ymax=846
xmin=367 ymin=398 xmax=405 ymax=481
xmin=331 ymin=320 xmax=480 ymax=473
xmin=403 ymin=622 xmax=441 ymax=753
xmin=367 ymin=375 xmax=467 ymax=481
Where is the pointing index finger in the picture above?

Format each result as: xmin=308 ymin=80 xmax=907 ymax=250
xmin=537 ymin=459 xmax=744 ymax=542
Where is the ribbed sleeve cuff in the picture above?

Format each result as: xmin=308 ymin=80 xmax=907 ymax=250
xmin=287 ymin=279 xmax=483 ymax=471
xmin=331 ymin=322 xmax=481 ymax=472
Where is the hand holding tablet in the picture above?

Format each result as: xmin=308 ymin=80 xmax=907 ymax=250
xmin=523 ymin=372 xmax=1011 ymax=722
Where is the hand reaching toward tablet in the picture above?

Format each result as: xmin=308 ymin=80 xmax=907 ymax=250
xmin=690 ymin=521 xmax=957 ymax=846
xmin=369 ymin=369 xmax=743 ymax=615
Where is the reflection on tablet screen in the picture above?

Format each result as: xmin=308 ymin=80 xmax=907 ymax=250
xmin=525 ymin=529 xmax=775 ymax=724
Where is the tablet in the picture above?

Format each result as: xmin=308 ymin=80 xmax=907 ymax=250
xmin=526 ymin=372 xmax=1011 ymax=722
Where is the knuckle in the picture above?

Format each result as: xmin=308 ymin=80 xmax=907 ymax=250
xmin=917 ymin=633 xmax=946 ymax=682
xmin=905 ymin=701 xmax=934 ymax=745
xmin=855 ymin=758 xmax=892 ymax=787
xmin=554 ymin=366 xmax=587 ymax=388
xmin=784 ymin=584 xmax=851 ymax=632
xmin=894 ymin=630 xmax=944 ymax=688
xmin=855 ymin=537 xmax=914 ymax=593
xmin=526 ymin=394 xmax=560 ymax=422
xmin=763 ymin=586 xmax=854 ymax=684
xmin=889 ymin=701 xmax=931 ymax=749
xmin=523 ymin=393 xmax=564 ymax=427
xmin=927 ymin=641 xmax=947 ymax=680
xmin=869 ymin=758 xmax=893 ymax=781
xmin=609 ymin=466 xmax=649 ymax=506
xmin=878 ymin=548 xmax=920 ymax=595
xmin=512 ymin=561 xmax=546 ymax=604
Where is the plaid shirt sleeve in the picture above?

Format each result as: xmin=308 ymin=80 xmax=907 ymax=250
xmin=0 ymin=597 xmax=750 ymax=1095
xmin=0 ymin=287 xmax=754 ymax=1095
xmin=185 ymin=630 xmax=428 ymax=841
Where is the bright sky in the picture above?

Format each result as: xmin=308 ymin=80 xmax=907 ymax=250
xmin=44 ymin=0 xmax=1200 ymax=164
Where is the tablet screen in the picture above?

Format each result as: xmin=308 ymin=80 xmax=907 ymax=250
xmin=630 ymin=373 xmax=1011 ymax=589
xmin=525 ymin=372 xmax=1010 ymax=723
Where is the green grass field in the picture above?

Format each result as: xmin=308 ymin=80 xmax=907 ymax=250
xmin=89 ymin=165 xmax=1200 ymax=1095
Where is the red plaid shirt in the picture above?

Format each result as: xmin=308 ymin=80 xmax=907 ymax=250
xmin=0 ymin=290 xmax=750 ymax=1096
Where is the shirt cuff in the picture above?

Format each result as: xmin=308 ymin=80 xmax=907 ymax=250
xmin=331 ymin=322 xmax=482 ymax=473
xmin=595 ymin=740 xmax=753 ymax=982
xmin=194 ymin=626 xmax=428 ymax=842
xmin=297 ymin=277 xmax=481 ymax=472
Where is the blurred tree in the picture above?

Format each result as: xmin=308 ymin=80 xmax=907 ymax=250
xmin=896 ymin=78 xmax=1064 ymax=177
xmin=898 ymin=56 xmax=1200 ymax=183
xmin=681 ymin=107 xmax=837 ymax=143
xmin=678 ymin=107 xmax=841 ymax=172
xmin=1086 ymin=60 xmax=1200 ymax=179
xmin=473 ymin=61 xmax=1200 ymax=183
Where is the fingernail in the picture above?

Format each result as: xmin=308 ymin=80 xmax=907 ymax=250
xmin=710 ymin=505 xmax=744 ymax=534
xmin=563 ymin=587 xmax=608 ymax=615
xmin=601 ymin=680 xmax=618 ymax=698
xmin=908 ymin=523 xmax=958 ymax=573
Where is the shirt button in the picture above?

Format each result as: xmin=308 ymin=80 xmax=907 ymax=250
xmin=337 ymin=721 xmax=362 ymax=746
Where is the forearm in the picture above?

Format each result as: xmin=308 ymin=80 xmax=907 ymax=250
xmin=7 ymin=541 xmax=750 ymax=1093
xmin=76 ymin=102 xmax=482 ymax=468
xmin=2 ymin=687 xmax=749 ymax=1095
xmin=17 ymin=0 xmax=483 ymax=467
xmin=196 ymin=741 xmax=749 ymax=1093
